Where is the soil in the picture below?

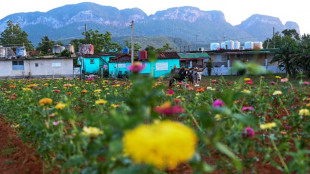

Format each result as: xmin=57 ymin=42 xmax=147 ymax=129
xmin=0 ymin=115 xmax=43 ymax=174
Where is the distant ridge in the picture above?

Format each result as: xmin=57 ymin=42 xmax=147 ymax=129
xmin=0 ymin=2 xmax=300 ymax=46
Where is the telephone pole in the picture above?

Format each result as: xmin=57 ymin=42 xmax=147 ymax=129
xmin=273 ymin=27 xmax=275 ymax=48
xmin=130 ymin=20 xmax=134 ymax=64
xmin=85 ymin=24 xmax=88 ymax=43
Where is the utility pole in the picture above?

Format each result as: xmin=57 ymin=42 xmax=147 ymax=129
xmin=85 ymin=24 xmax=88 ymax=43
xmin=130 ymin=20 xmax=134 ymax=64
xmin=273 ymin=27 xmax=275 ymax=48
xmin=195 ymin=35 xmax=198 ymax=51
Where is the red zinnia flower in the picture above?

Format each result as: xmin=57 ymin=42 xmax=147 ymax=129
xmin=155 ymin=102 xmax=185 ymax=116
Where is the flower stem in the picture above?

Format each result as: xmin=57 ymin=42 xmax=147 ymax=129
xmin=270 ymin=138 xmax=289 ymax=173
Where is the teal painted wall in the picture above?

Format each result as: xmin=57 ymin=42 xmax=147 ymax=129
xmin=82 ymin=57 xmax=101 ymax=74
xmin=108 ymin=59 xmax=180 ymax=78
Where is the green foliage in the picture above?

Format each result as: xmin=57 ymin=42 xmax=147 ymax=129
xmin=0 ymin=20 xmax=34 ymax=51
xmin=36 ymin=36 xmax=55 ymax=54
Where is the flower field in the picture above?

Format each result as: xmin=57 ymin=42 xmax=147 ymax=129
xmin=0 ymin=72 xmax=310 ymax=173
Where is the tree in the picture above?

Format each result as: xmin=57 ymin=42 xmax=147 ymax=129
xmin=0 ymin=20 xmax=34 ymax=51
xmin=125 ymin=40 xmax=141 ymax=54
xmin=81 ymin=30 xmax=121 ymax=54
xmin=36 ymin=36 xmax=55 ymax=54
xmin=269 ymin=29 xmax=299 ymax=76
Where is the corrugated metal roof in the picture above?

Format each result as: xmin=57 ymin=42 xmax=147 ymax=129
xmin=177 ymin=53 xmax=209 ymax=59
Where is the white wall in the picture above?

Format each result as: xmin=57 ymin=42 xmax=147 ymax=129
xmin=0 ymin=58 xmax=73 ymax=78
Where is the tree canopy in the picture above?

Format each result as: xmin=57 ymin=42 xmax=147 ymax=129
xmin=0 ymin=20 xmax=34 ymax=51
xmin=71 ymin=29 xmax=121 ymax=54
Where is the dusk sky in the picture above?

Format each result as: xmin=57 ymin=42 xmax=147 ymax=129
xmin=0 ymin=0 xmax=309 ymax=34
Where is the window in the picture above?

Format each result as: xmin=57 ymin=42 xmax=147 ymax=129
xmin=35 ymin=63 xmax=39 ymax=67
xmin=12 ymin=61 xmax=24 ymax=70
xmin=90 ymin=59 xmax=95 ymax=64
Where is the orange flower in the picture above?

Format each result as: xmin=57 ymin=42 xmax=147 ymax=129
xmin=81 ymin=89 xmax=87 ymax=93
xmin=195 ymin=87 xmax=205 ymax=92
xmin=39 ymin=98 xmax=53 ymax=106
xmin=67 ymin=92 xmax=72 ymax=96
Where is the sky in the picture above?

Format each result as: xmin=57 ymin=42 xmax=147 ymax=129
xmin=0 ymin=0 xmax=309 ymax=35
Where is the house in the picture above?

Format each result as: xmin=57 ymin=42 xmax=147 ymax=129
xmin=108 ymin=52 xmax=180 ymax=78
xmin=205 ymin=49 xmax=284 ymax=75
xmin=77 ymin=54 xmax=116 ymax=77
xmin=0 ymin=57 xmax=75 ymax=78
xmin=177 ymin=52 xmax=210 ymax=68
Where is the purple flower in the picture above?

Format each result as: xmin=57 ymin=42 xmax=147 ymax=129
xmin=213 ymin=99 xmax=225 ymax=108
xmin=242 ymin=106 xmax=255 ymax=112
xmin=270 ymin=81 xmax=276 ymax=85
xmin=242 ymin=127 xmax=255 ymax=138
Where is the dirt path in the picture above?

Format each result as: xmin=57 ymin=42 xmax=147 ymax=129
xmin=0 ymin=115 xmax=43 ymax=174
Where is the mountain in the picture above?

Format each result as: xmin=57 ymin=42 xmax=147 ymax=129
xmin=236 ymin=14 xmax=300 ymax=40
xmin=0 ymin=2 xmax=300 ymax=47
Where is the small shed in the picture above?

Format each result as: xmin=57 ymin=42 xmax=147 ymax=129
xmin=178 ymin=53 xmax=210 ymax=68
xmin=77 ymin=54 xmax=115 ymax=76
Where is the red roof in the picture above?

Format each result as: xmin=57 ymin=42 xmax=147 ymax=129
xmin=158 ymin=52 xmax=180 ymax=59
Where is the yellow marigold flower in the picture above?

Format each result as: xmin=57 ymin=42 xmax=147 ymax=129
xmin=273 ymin=90 xmax=282 ymax=95
xmin=275 ymin=76 xmax=281 ymax=79
xmin=81 ymin=89 xmax=87 ymax=93
xmin=43 ymin=83 xmax=49 ymax=86
xmin=244 ymin=78 xmax=251 ymax=81
xmin=39 ymin=98 xmax=53 ymax=106
xmin=105 ymin=88 xmax=110 ymax=91
xmin=94 ymin=89 xmax=102 ymax=93
xmin=82 ymin=126 xmax=104 ymax=138
xmin=111 ymin=104 xmax=119 ymax=108
xmin=27 ymin=84 xmax=38 ymax=88
xmin=95 ymin=99 xmax=107 ymax=105
xmin=122 ymin=120 xmax=197 ymax=169
xmin=116 ymin=84 xmax=121 ymax=87
xmin=215 ymin=114 xmax=222 ymax=121
xmin=299 ymin=109 xmax=310 ymax=116
xmin=242 ymin=89 xmax=251 ymax=94
xmin=307 ymin=103 xmax=310 ymax=107
xmin=260 ymin=122 xmax=276 ymax=129
xmin=55 ymin=102 xmax=66 ymax=110
xmin=22 ymin=88 xmax=32 ymax=92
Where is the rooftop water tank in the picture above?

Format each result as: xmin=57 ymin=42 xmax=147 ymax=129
xmin=220 ymin=42 xmax=226 ymax=49
xmin=79 ymin=44 xmax=94 ymax=55
xmin=253 ymin=41 xmax=263 ymax=50
xmin=139 ymin=50 xmax=147 ymax=60
xmin=234 ymin=41 xmax=240 ymax=50
xmin=122 ymin=47 xmax=129 ymax=54
xmin=16 ymin=47 xmax=27 ymax=57
xmin=65 ymin=44 xmax=75 ymax=53
xmin=53 ymin=45 xmax=62 ymax=54
xmin=225 ymin=40 xmax=234 ymax=50
xmin=244 ymin=42 xmax=254 ymax=50
xmin=0 ymin=46 xmax=5 ymax=58
xmin=210 ymin=43 xmax=220 ymax=51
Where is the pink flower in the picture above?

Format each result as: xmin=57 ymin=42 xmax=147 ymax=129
xmin=242 ymin=106 xmax=255 ymax=112
xmin=166 ymin=90 xmax=174 ymax=96
xmin=245 ymin=79 xmax=253 ymax=85
xmin=49 ymin=113 xmax=55 ymax=117
xmin=155 ymin=102 xmax=185 ymax=116
xmin=127 ymin=62 xmax=145 ymax=73
xmin=53 ymin=121 xmax=60 ymax=126
xmin=212 ymin=80 xmax=217 ymax=83
xmin=185 ymin=84 xmax=190 ymax=88
xmin=281 ymin=78 xmax=288 ymax=82
xmin=188 ymin=87 xmax=195 ymax=91
xmin=54 ymin=90 xmax=60 ymax=93
xmin=270 ymin=81 xmax=276 ymax=85
xmin=242 ymin=127 xmax=255 ymax=138
xmin=87 ymin=77 xmax=95 ymax=81
xmin=303 ymin=82 xmax=310 ymax=85
xmin=213 ymin=99 xmax=225 ymax=108
xmin=174 ymin=98 xmax=181 ymax=103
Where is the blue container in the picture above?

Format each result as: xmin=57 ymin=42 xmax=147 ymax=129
xmin=122 ymin=47 xmax=129 ymax=54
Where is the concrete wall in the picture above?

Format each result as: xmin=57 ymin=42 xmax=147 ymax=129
xmin=0 ymin=59 xmax=73 ymax=78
